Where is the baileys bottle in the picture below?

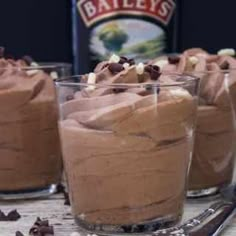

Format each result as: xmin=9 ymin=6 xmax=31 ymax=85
xmin=72 ymin=0 xmax=179 ymax=74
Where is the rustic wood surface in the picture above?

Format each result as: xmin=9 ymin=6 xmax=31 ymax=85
xmin=1 ymin=192 xmax=236 ymax=236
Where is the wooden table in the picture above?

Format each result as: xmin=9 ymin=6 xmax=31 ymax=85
xmin=1 ymin=193 xmax=236 ymax=236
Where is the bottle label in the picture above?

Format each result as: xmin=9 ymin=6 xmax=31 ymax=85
xmin=78 ymin=0 xmax=175 ymax=27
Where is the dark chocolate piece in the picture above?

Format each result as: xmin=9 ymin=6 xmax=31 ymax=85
xmin=7 ymin=209 xmax=21 ymax=221
xmin=15 ymin=231 xmax=24 ymax=236
xmin=0 ymin=210 xmax=6 ymax=221
xmin=108 ymin=63 xmax=124 ymax=74
xmin=144 ymin=65 xmax=161 ymax=81
xmin=220 ymin=61 xmax=230 ymax=70
xmin=119 ymin=56 xmax=135 ymax=65
xmin=168 ymin=55 xmax=180 ymax=64
xmin=29 ymin=218 xmax=54 ymax=236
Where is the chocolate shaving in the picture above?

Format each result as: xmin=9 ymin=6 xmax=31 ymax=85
xmin=15 ymin=231 xmax=24 ymax=236
xmin=0 ymin=209 xmax=21 ymax=221
xmin=220 ymin=61 xmax=230 ymax=70
xmin=29 ymin=217 xmax=54 ymax=236
xmin=22 ymin=55 xmax=34 ymax=66
xmin=108 ymin=63 xmax=124 ymax=74
xmin=144 ymin=65 xmax=161 ymax=81
xmin=7 ymin=209 xmax=21 ymax=221
xmin=168 ymin=55 xmax=180 ymax=64
xmin=119 ymin=56 xmax=135 ymax=65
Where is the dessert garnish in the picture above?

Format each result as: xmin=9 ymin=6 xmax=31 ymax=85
xmin=15 ymin=231 xmax=24 ymax=236
xmin=144 ymin=65 xmax=161 ymax=80
xmin=168 ymin=55 xmax=180 ymax=64
xmin=217 ymin=48 xmax=235 ymax=56
xmin=0 ymin=209 xmax=21 ymax=221
xmin=220 ymin=61 xmax=230 ymax=70
xmin=108 ymin=63 xmax=124 ymax=74
xmin=109 ymin=54 xmax=120 ymax=63
xmin=118 ymin=56 xmax=135 ymax=66
xmin=29 ymin=217 xmax=54 ymax=236
xmin=136 ymin=62 xmax=145 ymax=75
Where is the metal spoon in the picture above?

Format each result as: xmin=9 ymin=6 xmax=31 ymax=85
xmin=153 ymin=184 xmax=236 ymax=236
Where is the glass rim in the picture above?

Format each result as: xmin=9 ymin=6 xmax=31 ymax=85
xmin=55 ymin=73 xmax=199 ymax=89
xmin=0 ymin=62 xmax=72 ymax=70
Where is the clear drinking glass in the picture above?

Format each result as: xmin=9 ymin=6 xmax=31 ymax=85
xmin=187 ymin=69 xmax=236 ymax=197
xmin=56 ymin=74 xmax=199 ymax=234
xmin=0 ymin=63 xmax=71 ymax=200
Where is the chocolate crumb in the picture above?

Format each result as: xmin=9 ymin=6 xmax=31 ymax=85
xmin=220 ymin=61 xmax=230 ymax=70
xmin=168 ymin=55 xmax=180 ymax=64
xmin=29 ymin=218 xmax=54 ymax=236
xmin=64 ymin=192 xmax=71 ymax=206
xmin=15 ymin=231 xmax=24 ymax=236
xmin=0 ymin=209 xmax=21 ymax=221
xmin=108 ymin=63 xmax=124 ymax=74
xmin=22 ymin=55 xmax=34 ymax=66
xmin=7 ymin=209 xmax=21 ymax=221
xmin=0 ymin=210 xmax=6 ymax=220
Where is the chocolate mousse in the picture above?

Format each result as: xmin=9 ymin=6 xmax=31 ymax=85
xmin=152 ymin=49 xmax=236 ymax=195
xmin=0 ymin=54 xmax=62 ymax=194
xmin=58 ymin=58 xmax=198 ymax=231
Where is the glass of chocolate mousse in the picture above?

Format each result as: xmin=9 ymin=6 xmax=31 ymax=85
xmin=56 ymin=60 xmax=199 ymax=234
xmin=0 ymin=55 xmax=71 ymax=200
xmin=150 ymin=49 xmax=236 ymax=198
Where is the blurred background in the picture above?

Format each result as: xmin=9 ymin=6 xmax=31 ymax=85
xmin=0 ymin=0 xmax=235 ymax=63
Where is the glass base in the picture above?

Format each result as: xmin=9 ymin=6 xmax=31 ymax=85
xmin=0 ymin=184 xmax=57 ymax=200
xmin=75 ymin=214 xmax=181 ymax=235
xmin=187 ymin=186 xmax=220 ymax=198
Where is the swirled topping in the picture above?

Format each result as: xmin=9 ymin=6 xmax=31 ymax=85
xmin=0 ymin=47 xmax=56 ymax=111
xmin=151 ymin=48 xmax=236 ymax=107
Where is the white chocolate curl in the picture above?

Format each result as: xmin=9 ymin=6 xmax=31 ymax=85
xmin=136 ymin=62 xmax=144 ymax=75
xmin=86 ymin=73 xmax=96 ymax=91
xmin=217 ymin=48 xmax=236 ymax=56
xmin=189 ymin=56 xmax=199 ymax=65
xmin=123 ymin=62 xmax=130 ymax=70
xmin=26 ymin=61 xmax=40 ymax=76
xmin=50 ymin=71 xmax=59 ymax=79
xmin=154 ymin=60 xmax=168 ymax=69
xmin=109 ymin=54 xmax=120 ymax=63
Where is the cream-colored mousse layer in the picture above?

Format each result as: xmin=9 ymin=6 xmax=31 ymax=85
xmin=60 ymin=91 xmax=196 ymax=225
xmin=0 ymin=69 xmax=62 ymax=191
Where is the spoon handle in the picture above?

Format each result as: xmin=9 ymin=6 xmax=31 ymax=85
xmin=153 ymin=201 xmax=235 ymax=236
